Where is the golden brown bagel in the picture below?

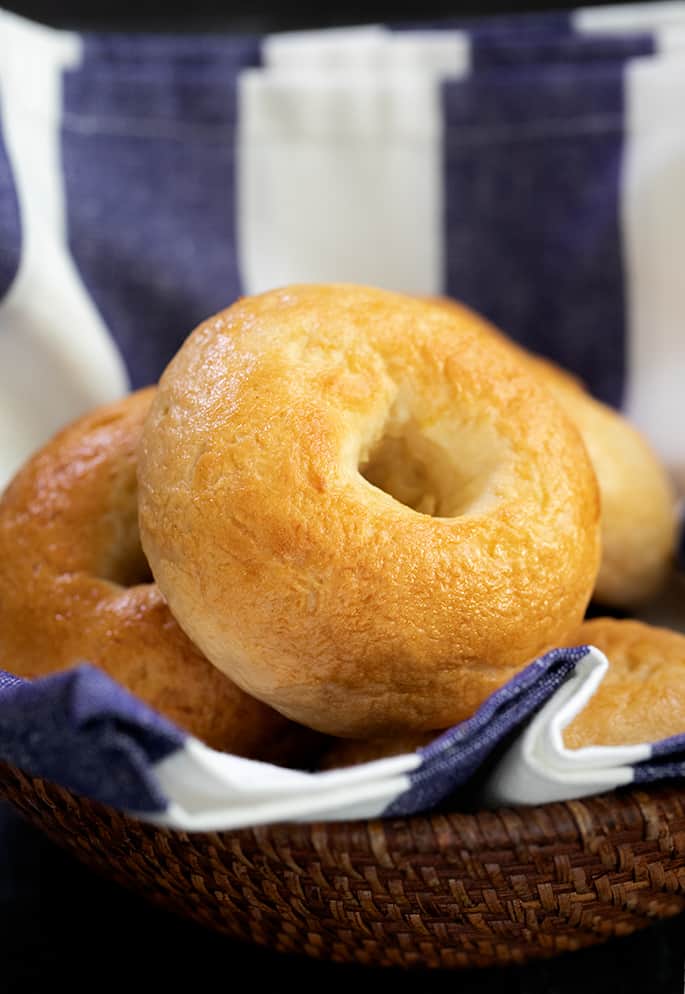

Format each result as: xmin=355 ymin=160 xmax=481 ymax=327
xmin=433 ymin=296 xmax=678 ymax=608
xmin=535 ymin=376 xmax=676 ymax=608
xmin=138 ymin=284 xmax=601 ymax=738
xmin=319 ymin=733 xmax=435 ymax=771
xmin=560 ymin=617 xmax=685 ymax=748
xmin=0 ymin=388 xmax=318 ymax=763
xmin=320 ymin=617 xmax=685 ymax=766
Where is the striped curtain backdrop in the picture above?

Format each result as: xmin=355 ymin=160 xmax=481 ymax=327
xmin=0 ymin=4 xmax=684 ymax=488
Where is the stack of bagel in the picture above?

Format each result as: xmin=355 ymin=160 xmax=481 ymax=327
xmin=0 ymin=285 xmax=681 ymax=771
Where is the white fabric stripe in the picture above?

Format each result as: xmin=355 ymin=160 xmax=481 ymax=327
xmin=573 ymin=1 xmax=685 ymax=33
xmin=150 ymin=738 xmax=419 ymax=831
xmin=576 ymin=7 xmax=685 ymax=55
xmin=262 ymin=25 xmax=388 ymax=70
xmin=622 ymin=55 xmax=685 ymax=494
xmin=654 ymin=24 xmax=685 ymax=51
xmin=237 ymin=68 xmax=447 ymax=297
xmin=264 ymin=27 xmax=470 ymax=76
xmin=140 ymin=648 xmax=657 ymax=830
xmin=479 ymin=650 xmax=649 ymax=808
xmin=239 ymin=30 xmax=470 ymax=299
xmin=0 ymin=11 xmax=128 ymax=488
xmin=378 ymin=32 xmax=469 ymax=75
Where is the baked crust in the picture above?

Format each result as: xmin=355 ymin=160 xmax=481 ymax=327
xmin=434 ymin=296 xmax=677 ymax=608
xmin=320 ymin=616 xmax=685 ymax=763
xmin=0 ymin=388 xmax=318 ymax=762
xmin=139 ymin=284 xmax=601 ymax=737
xmin=562 ymin=617 xmax=685 ymax=748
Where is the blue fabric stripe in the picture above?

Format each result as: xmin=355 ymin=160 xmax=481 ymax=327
xmin=462 ymin=12 xmax=573 ymax=35
xmin=392 ymin=12 xmax=572 ymax=34
xmin=386 ymin=646 xmax=590 ymax=816
xmin=61 ymin=36 xmax=260 ymax=387
xmin=0 ymin=113 xmax=22 ymax=300
xmin=393 ymin=19 xmax=655 ymax=68
xmin=633 ymin=733 xmax=685 ymax=783
xmin=442 ymin=62 xmax=627 ymax=407
xmin=644 ymin=731 xmax=685 ymax=759
xmin=471 ymin=30 xmax=655 ymax=69
xmin=633 ymin=761 xmax=685 ymax=783
xmin=0 ymin=665 xmax=183 ymax=812
xmin=76 ymin=31 xmax=262 ymax=68
xmin=0 ymin=671 xmax=22 ymax=693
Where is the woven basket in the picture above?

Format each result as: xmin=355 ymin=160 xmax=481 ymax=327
xmin=2 ymin=761 xmax=685 ymax=970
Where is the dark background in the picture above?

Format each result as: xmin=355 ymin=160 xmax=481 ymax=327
xmin=3 ymin=1 xmax=684 ymax=991
xmin=0 ymin=0 xmax=635 ymax=31
xmin=4 ymin=801 xmax=685 ymax=993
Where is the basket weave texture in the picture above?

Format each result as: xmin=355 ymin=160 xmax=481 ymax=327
xmin=3 ymin=762 xmax=685 ymax=969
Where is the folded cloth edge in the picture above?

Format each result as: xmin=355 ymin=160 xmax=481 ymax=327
xmin=0 ymin=643 xmax=678 ymax=831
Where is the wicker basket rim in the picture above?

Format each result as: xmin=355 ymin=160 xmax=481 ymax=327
xmin=10 ymin=768 xmax=680 ymax=847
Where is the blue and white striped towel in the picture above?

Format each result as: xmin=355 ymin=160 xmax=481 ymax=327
xmin=0 ymin=4 xmax=684 ymax=830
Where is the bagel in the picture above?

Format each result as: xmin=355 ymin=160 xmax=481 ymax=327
xmin=138 ymin=284 xmax=601 ymax=738
xmin=561 ymin=617 xmax=685 ymax=749
xmin=0 ymin=388 xmax=319 ymax=763
xmin=319 ymin=617 xmax=685 ymax=767
xmin=535 ymin=375 xmax=676 ymax=608
xmin=433 ymin=296 xmax=678 ymax=608
xmin=319 ymin=733 xmax=435 ymax=771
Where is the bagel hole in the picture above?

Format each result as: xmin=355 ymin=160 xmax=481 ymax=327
xmin=101 ymin=544 xmax=154 ymax=587
xmin=359 ymin=409 xmax=498 ymax=517
xmin=97 ymin=507 xmax=155 ymax=587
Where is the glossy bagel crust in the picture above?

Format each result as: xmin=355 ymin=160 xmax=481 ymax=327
xmin=0 ymin=388 xmax=316 ymax=761
xmin=138 ymin=284 xmax=601 ymax=738
xmin=433 ymin=297 xmax=677 ymax=608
